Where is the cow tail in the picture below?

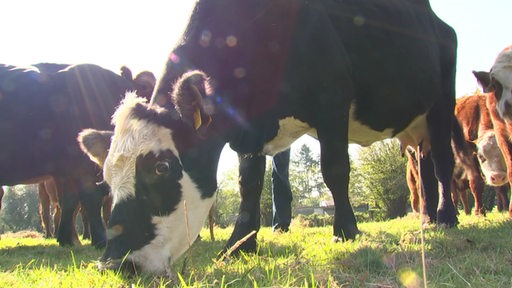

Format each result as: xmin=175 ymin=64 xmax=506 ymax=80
xmin=451 ymin=115 xmax=474 ymax=168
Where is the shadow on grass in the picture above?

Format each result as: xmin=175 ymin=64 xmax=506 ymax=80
xmin=0 ymin=239 xmax=103 ymax=271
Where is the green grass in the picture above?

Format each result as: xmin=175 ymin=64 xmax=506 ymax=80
xmin=1 ymin=211 xmax=511 ymax=287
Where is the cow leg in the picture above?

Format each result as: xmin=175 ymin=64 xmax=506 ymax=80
xmin=317 ymin=127 xmax=359 ymax=242
xmin=406 ymin=160 xmax=420 ymax=213
xmin=41 ymin=178 xmax=61 ymax=237
xmin=79 ymin=203 xmax=91 ymax=240
xmin=418 ymin=152 xmax=439 ymax=223
xmin=224 ymin=154 xmax=265 ymax=255
xmin=97 ymin=181 xmax=112 ymax=227
xmin=79 ymin=182 xmax=107 ymax=248
xmin=450 ymin=180 xmax=459 ymax=215
xmin=467 ymin=170 xmax=485 ymax=216
xmin=53 ymin=202 xmax=61 ymax=238
xmin=38 ymin=183 xmax=52 ymax=238
xmin=495 ymin=184 xmax=509 ymax=212
xmin=209 ymin=204 xmax=215 ymax=241
xmin=427 ymin=113 xmax=457 ymax=226
xmin=56 ymin=178 xmax=81 ymax=246
xmin=71 ymin=203 xmax=81 ymax=243
xmin=459 ymin=185 xmax=471 ymax=216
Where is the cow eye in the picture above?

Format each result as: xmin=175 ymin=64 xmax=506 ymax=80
xmin=155 ymin=161 xmax=170 ymax=175
xmin=477 ymin=154 xmax=486 ymax=163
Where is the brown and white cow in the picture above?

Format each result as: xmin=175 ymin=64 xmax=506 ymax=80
xmin=473 ymin=46 xmax=512 ymax=216
xmin=453 ymin=94 xmax=503 ymax=215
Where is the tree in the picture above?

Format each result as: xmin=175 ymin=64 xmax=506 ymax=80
xmin=213 ymin=168 xmax=241 ymax=228
xmin=351 ymin=139 xmax=409 ymax=220
xmin=289 ymin=144 xmax=328 ymax=207
xmin=214 ymin=158 xmax=274 ymax=227
xmin=0 ymin=185 xmax=41 ymax=232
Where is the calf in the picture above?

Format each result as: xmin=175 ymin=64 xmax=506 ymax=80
xmin=80 ymin=0 xmax=458 ymax=275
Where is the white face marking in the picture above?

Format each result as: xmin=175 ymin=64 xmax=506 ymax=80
xmin=476 ymin=131 xmax=508 ymax=186
xmin=104 ymin=92 xmax=215 ymax=274
xmin=104 ymin=119 xmax=179 ymax=204
xmin=128 ymin=177 xmax=215 ymax=274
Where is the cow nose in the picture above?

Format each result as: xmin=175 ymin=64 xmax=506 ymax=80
xmin=490 ymin=172 xmax=507 ymax=185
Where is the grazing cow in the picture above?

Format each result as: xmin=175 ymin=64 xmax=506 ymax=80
xmin=79 ymin=0 xmax=458 ymax=274
xmin=0 ymin=63 xmax=142 ymax=247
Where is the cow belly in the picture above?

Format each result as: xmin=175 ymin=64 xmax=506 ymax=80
xmin=263 ymin=117 xmax=314 ymax=155
xmin=346 ymin=102 xmax=429 ymax=150
xmin=263 ymin=111 xmax=428 ymax=155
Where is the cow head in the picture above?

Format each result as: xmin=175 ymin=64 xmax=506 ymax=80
xmin=78 ymin=71 xmax=224 ymax=275
xmin=474 ymin=130 xmax=508 ymax=186
xmin=473 ymin=46 xmax=512 ymax=122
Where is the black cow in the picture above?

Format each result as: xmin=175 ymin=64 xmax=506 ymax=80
xmin=79 ymin=0 xmax=458 ymax=274
xmin=0 ymin=63 xmax=140 ymax=247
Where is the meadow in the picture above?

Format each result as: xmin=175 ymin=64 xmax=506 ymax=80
xmin=0 ymin=211 xmax=511 ymax=287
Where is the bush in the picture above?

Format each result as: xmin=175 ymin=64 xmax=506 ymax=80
xmin=292 ymin=214 xmax=333 ymax=228
xmin=0 ymin=185 xmax=41 ymax=233
xmin=350 ymin=140 xmax=409 ymax=220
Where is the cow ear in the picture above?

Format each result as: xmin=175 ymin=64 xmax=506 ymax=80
xmin=171 ymin=71 xmax=213 ymax=131
xmin=78 ymin=129 xmax=113 ymax=168
xmin=472 ymin=70 xmax=493 ymax=93
xmin=120 ymin=65 xmax=133 ymax=81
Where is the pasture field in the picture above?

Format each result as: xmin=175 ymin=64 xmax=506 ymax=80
xmin=0 ymin=212 xmax=511 ymax=287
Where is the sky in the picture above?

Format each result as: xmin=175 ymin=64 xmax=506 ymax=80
xmin=1 ymin=0 xmax=511 ymax=174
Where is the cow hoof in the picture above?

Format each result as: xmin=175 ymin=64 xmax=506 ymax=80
xmin=436 ymin=212 xmax=458 ymax=228
xmin=331 ymin=236 xmax=344 ymax=243
xmin=331 ymin=229 xmax=360 ymax=243
xmin=57 ymin=239 xmax=75 ymax=247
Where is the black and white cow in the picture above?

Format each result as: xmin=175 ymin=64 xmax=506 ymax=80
xmin=79 ymin=0 xmax=458 ymax=274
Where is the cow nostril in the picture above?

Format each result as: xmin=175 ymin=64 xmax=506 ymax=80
xmin=490 ymin=173 xmax=506 ymax=184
